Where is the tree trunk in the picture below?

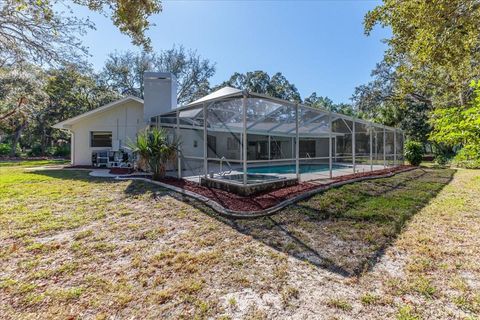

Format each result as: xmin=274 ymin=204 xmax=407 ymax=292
xmin=40 ymin=125 xmax=47 ymax=156
xmin=10 ymin=121 xmax=27 ymax=157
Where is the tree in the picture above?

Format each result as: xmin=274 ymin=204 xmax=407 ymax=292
xmin=430 ymin=80 xmax=480 ymax=149
xmin=73 ymin=0 xmax=162 ymax=50
xmin=364 ymin=0 xmax=480 ymax=109
xmin=0 ymin=63 xmax=119 ymax=156
xmin=429 ymin=81 xmax=480 ymax=168
xmin=100 ymin=46 xmax=216 ymax=105
xmin=303 ymin=92 xmax=356 ymax=116
xmin=352 ymin=62 xmax=432 ymax=144
xmin=0 ymin=65 xmax=47 ymax=155
xmin=215 ymin=71 xmax=302 ymax=102
xmin=0 ymin=0 xmax=161 ymax=66
xmin=29 ymin=65 xmax=119 ymax=155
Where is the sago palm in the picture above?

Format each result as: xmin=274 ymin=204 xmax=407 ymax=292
xmin=130 ymin=128 xmax=179 ymax=180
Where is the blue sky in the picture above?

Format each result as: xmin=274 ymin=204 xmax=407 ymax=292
xmin=74 ymin=0 xmax=389 ymax=103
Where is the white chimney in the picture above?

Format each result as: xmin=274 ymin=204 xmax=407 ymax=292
xmin=143 ymin=72 xmax=177 ymax=122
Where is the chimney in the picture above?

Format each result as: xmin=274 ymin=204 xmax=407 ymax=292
xmin=143 ymin=72 xmax=177 ymax=123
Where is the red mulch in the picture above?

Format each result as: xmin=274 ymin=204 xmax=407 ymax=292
xmin=110 ymin=168 xmax=133 ymax=174
xmin=149 ymin=165 xmax=414 ymax=212
xmin=64 ymin=165 xmax=96 ymax=169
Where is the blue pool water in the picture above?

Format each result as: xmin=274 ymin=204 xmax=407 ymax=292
xmin=247 ymin=164 xmax=348 ymax=174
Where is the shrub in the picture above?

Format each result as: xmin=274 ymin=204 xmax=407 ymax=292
xmin=435 ymin=154 xmax=448 ymax=166
xmin=452 ymin=144 xmax=480 ymax=169
xmin=27 ymin=144 xmax=43 ymax=157
xmin=0 ymin=143 xmax=21 ymax=156
xmin=130 ymin=128 xmax=179 ymax=180
xmin=0 ymin=143 xmax=10 ymax=156
xmin=52 ymin=145 xmax=70 ymax=157
xmin=404 ymin=140 xmax=424 ymax=166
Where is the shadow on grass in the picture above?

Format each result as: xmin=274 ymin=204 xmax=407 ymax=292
xmin=32 ymin=167 xmax=456 ymax=277
xmin=30 ymin=169 xmax=164 ymax=198
xmin=188 ymin=167 xmax=456 ymax=277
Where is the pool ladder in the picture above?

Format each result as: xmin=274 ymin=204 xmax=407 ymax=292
xmin=219 ymin=156 xmax=232 ymax=176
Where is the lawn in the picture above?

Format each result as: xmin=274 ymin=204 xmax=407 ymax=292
xmin=0 ymin=162 xmax=479 ymax=319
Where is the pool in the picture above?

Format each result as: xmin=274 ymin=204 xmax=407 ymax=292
xmin=247 ymin=164 xmax=348 ymax=174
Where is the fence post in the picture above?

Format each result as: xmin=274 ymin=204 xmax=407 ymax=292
xmin=394 ymin=129 xmax=397 ymax=166
xmin=329 ymin=111 xmax=333 ymax=179
xmin=370 ymin=125 xmax=373 ymax=171
xmin=203 ymin=103 xmax=208 ymax=178
xmin=383 ymin=126 xmax=386 ymax=168
xmin=176 ymin=109 xmax=181 ymax=178
xmin=295 ymin=103 xmax=300 ymax=181
xmin=242 ymin=94 xmax=248 ymax=185
xmin=352 ymin=117 xmax=356 ymax=173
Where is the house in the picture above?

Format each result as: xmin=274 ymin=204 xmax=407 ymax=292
xmin=54 ymin=71 xmax=404 ymax=194
xmin=53 ymin=72 xmax=177 ymax=166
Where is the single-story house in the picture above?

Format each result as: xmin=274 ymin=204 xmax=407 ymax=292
xmin=54 ymin=71 xmax=404 ymax=194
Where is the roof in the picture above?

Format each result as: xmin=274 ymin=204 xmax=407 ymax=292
xmin=159 ymin=86 xmax=402 ymax=134
xmin=52 ymin=96 xmax=144 ymax=129
xmin=186 ymin=87 xmax=242 ymax=107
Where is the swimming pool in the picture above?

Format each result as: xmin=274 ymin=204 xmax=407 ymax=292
xmin=247 ymin=164 xmax=348 ymax=174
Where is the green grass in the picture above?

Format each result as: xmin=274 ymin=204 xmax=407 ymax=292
xmin=235 ymin=167 xmax=456 ymax=275
xmin=326 ymin=297 xmax=353 ymax=311
xmin=1 ymin=161 xmax=479 ymax=319
xmin=0 ymin=159 xmax=69 ymax=167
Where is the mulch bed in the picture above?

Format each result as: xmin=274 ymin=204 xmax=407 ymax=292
xmin=146 ymin=165 xmax=413 ymax=212
xmin=64 ymin=165 xmax=96 ymax=169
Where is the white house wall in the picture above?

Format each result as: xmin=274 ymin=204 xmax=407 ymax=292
xmin=70 ymin=101 xmax=145 ymax=166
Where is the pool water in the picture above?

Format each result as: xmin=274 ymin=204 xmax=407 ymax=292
xmin=247 ymin=164 xmax=348 ymax=174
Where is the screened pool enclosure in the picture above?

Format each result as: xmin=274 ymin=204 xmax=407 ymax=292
xmin=153 ymin=87 xmax=404 ymax=193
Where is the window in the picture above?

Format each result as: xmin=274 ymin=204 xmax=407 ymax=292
xmin=91 ymin=131 xmax=112 ymax=147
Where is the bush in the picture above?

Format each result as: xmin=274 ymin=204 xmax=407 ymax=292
xmin=452 ymin=144 xmax=480 ymax=169
xmin=0 ymin=143 xmax=10 ymax=156
xmin=435 ymin=154 xmax=449 ymax=166
xmin=52 ymin=145 xmax=70 ymax=157
xmin=0 ymin=143 xmax=21 ymax=156
xmin=404 ymin=140 xmax=424 ymax=166
xmin=130 ymin=128 xmax=179 ymax=180
xmin=27 ymin=144 xmax=43 ymax=157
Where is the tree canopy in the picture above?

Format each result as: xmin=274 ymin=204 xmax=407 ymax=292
xmin=0 ymin=0 xmax=161 ymax=66
xmin=100 ymin=47 xmax=215 ymax=105
xmin=359 ymin=0 xmax=480 ymax=164
xmin=364 ymin=0 xmax=480 ymax=108
xmin=0 ymin=63 xmax=119 ymax=156
xmin=215 ymin=71 xmax=302 ymax=103
xmin=304 ymin=92 xmax=356 ymax=116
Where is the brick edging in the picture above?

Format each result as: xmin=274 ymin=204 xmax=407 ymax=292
xmin=116 ymin=166 xmax=417 ymax=219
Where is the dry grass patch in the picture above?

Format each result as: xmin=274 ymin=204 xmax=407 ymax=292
xmin=1 ymin=163 xmax=479 ymax=319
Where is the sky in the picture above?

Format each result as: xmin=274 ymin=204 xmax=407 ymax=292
xmin=73 ymin=0 xmax=390 ymax=104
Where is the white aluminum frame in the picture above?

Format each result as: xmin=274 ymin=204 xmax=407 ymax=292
xmin=157 ymin=90 xmax=403 ymax=186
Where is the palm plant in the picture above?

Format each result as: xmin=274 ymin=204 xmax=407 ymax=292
xmin=130 ymin=128 xmax=179 ymax=180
